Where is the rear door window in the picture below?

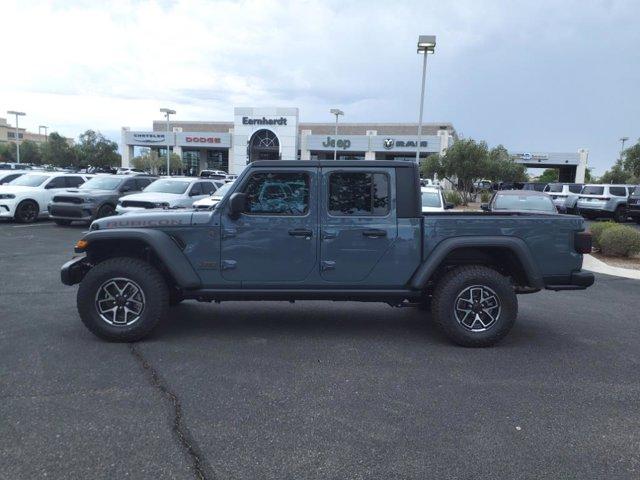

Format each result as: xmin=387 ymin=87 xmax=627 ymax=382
xmin=65 ymin=176 xmax=85 ymax=188
xmin=189 ymin=183 xmax=203 ymax=196
xmin=569 ymin=185 xmax=582 ymax=193
xmin=201 ymin=182 xmax=216 ymax=195
xmin=609 ymin=187 xmax=627 ymax=197
xmin=582 ymin=186 xmax=604 ymax=195
xmin=135 ymin=178 xmax=153 ymax=190
xmin=328 ymin=172 xmax=390 ymax=216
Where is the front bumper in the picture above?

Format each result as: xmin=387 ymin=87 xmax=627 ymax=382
xmin=48 ymin=204 xmax=96 ymax=221
xmin=61 ymin=256 xmax=91 ymax=286
xmin=546 ymin=270 xmax=595 ymax=291
xmin=0 ymin=201 xmax=18 ymax=217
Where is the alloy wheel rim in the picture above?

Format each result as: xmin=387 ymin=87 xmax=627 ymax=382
xmin=95 ymin=277 xmax=145 ymax=326
xmin=454 ymin=285 xmax=501 ymax=332
xmin=22 ymin=203 xmax=37 ymax=221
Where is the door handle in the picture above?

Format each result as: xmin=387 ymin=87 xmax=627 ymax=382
xmin=288 ymin=228 xmax=313 ymax=238
xmin=362 ymin=229 xmax=387 ymax=238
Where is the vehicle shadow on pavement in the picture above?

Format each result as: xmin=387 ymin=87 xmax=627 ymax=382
xmin=150 ymin=301 xmax=453 ymax=344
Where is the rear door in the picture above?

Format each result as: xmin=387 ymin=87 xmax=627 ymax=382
xmin=319 ymin=167 xmax=397 ymax=282
xmin=220 ymin=167 xmax=318 ymax=284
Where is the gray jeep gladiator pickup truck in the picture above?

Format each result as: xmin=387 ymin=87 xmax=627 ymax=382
xmin=61 ymin=160 xmax=594 ymax=347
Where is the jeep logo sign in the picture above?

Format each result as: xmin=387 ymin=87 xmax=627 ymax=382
xmin=322 ymin=137 xmax=352 ymax=149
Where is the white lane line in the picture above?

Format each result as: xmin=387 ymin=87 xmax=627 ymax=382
xmin=11 ymin=222 xmax=55 ymax=228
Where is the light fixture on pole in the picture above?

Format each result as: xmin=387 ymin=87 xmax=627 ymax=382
xmin=160 ymin=108 xmax=176 ymax=176
xmin=7 ymin=110 xmax=26 ymax=163
xmin=330 ymin=108 xmax=344 ymax=161
xmin=39 ymin=125 xmax=48 ymax=141
xmin=415 ymin=35 xmax=436 ymax=164
xmin=619 ymin=136 xmax=629 ymax=161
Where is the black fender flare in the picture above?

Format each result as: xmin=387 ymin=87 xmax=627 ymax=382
xmin=80 ymin=228 xmax=201 ymax=288
xmin=409 ymin=236 xmax=544 ymax=290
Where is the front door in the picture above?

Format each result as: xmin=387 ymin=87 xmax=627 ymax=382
xmin=320 ymin=167 xmax=398 ymax=283
xmin=220 ymin=167 xmax=317 ymax=284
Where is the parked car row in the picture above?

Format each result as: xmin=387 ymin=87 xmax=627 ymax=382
xmin=0 ymin=172 xmax=233 ymax=224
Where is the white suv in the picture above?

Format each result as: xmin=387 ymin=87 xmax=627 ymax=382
xmin=0 ymin=172 xmax=90 ymax=223
xmin=543 ymin=183 xmax=583 ymax=213
xmin=576 ymin=184 xmax=633 ymax=222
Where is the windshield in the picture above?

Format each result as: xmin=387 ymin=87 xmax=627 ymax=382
xmin=143 ymin=179 xmax=190 ymax=194
xmin=212 ymin=182 xmax=233 ymax=198
xmin=80 ymin=176 xmax=123 ymax=190
xmin=546 ymin=184 xmax=563 ymax=193
xmin=9 ymin=174 xmax=49 ymax=187
xmin=581 ymin=186 xmax=604 ymax=195
xmin=493 ymin=194 xmax=555 ymax=213
xmin=421 ymin=191 xmax=442 ymax=208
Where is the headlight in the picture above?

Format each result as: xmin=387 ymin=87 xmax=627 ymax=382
xmin=83 ymin=197 xmax=96 ymax=204
xmin=0 ymin=194 xmax=15 ymax=199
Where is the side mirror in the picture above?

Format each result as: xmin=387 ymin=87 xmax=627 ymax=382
xmin=228 ymin=192 xmax=247 ymax=219
xmin=481 ymin=203 xmax=490 ymax=211
xmin=444 ymin=202 xmax=454 ymax=210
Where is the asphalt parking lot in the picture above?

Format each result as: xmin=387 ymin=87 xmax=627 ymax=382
xmin=1 ymin=219 xmax=640 ymax=480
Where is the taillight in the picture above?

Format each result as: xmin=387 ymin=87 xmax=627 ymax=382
xmin=574 ymin=231 xmax=592 ymax=254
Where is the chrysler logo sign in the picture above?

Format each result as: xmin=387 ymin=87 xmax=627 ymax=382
xmin=383 ymin=138 xmax=394 ymax=149
xmin=133 ymin=133 xmax=165 ymax=143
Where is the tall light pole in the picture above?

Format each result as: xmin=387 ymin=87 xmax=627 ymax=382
xmin=7 ymin=111 xmax=26 ymax=163
xmin=160 ymin=108 xmax=176 ymax=176
xmin=330 ymin=108 xmax=344 ymax=160
xmin=619 ymin=136 xmax=629 ymax=162
xmin=415 ymin=35 xmax=436 ymax=164
xmin=39 ymin=125 xmax=48 ymax=142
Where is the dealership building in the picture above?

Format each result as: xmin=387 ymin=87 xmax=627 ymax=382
xmin=121 ymin=107 xmax=588 ymax=182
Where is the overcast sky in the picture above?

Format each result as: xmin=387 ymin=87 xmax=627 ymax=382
xmin=1 ymin=0 xmax=638 ymax=174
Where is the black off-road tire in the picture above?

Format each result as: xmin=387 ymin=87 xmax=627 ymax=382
xmin=77 ymin=257 xmax=169 ymax=342
xmin=613 ymin=206 xmax=627 ymax=223
xmin=96 ymin=204 xmax=116 ymax=219
xmin=54 ymin=219 xmax=72 ymax=226
xmin=14 ymin=200 xmax=39 ymax=223
xmin=431 ymin=265 xmax=518 ymax=347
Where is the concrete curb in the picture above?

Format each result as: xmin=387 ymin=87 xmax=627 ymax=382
xmin=583 ymin=254 xmax=640 ymax=280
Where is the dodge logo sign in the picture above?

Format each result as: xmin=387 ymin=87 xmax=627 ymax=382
xmin=186 ymin=136 xmax=221 ymax=144
xmin=383 ymin=138 xmax=395 ymax=149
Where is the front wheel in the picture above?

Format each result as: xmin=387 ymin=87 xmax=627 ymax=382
xmin=431 ymin=266 xmax=518 ymax=347
xmin=14 ymin=200 xmax=39 ymax=223
xmin=77 ymin=257 xmax=169 ymax=341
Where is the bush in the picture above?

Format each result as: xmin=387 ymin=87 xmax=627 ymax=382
xmin=444 ymin=190 xmax=463 ymax=206
xmin=589 ymin=221 xmax=618 ymax=250
xmin=599 ymin=225 xmax=640 ymax=257
xmin=480 ymin=191 xmax=492 ymax=203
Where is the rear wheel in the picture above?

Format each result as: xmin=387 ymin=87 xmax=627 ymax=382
xmin=613 ymin=206 xmax=627 ymax=223
xmin=431 ymin=266 xmax=517 ymax=347
xmin=14 ymin=200 xmax=39 ymax=223
xmin=77 ymin=257 xmax=169 ymax=341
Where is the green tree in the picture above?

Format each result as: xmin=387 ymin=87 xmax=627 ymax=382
xmin=487 ymin=145 xmax=528 ymax=182
xmin=584 ymin=168 xmax=593 ymax=183
xmin=40 ymin=132 xmax=76 ymax=167
xmin=0 ymin=142 xmax=16 ymax=162
xmin=75 ymin=130 xmax=121 ymax=168
xmin=441 ymin=139 xmax=490 ymax=204
xmin=537 ymin=168 xmax=559 ymax=183
xmin=623 ymin=141 xmax=640 ymax=179
xmin=599 ymin=160 xmax=631 ymax=184
xmin=419 ymin=154 xmax=444 ymax=179
xmin=19 ymin=140 xmax=42 ymax=165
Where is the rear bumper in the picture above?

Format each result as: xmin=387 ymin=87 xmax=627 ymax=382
xmin=545 ymin=270 xmax=595 ymax=291
xmin=61 ymin=256 xmax=91 ymax=286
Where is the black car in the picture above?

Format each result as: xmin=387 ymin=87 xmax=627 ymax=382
xmin=627 ymin=186 xmax=640 ymax=224
xmin=47 ymin=175 xmax=157 ymax=225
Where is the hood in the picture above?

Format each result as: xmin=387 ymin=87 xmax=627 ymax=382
xmin=59 ymin=188 xmax=116 ymax=197
xmin=120 ymin=192 xmax=183 ymax=203
xmin=91 ymin=209 xmax=195 ymax=230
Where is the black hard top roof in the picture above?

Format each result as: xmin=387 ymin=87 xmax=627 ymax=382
xmin=250 ymin=160 xmax=418 ymax=168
